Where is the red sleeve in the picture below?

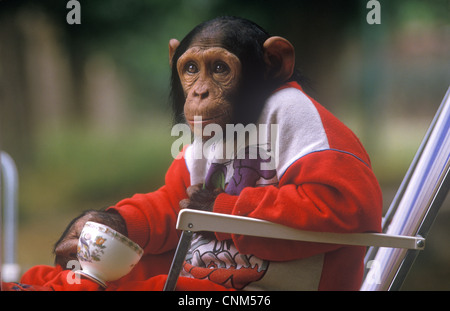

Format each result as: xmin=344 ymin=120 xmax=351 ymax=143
xmin=108 ymin=154 xmax=190 ymax=255
xmin=213 ymin=150 xmax=383 ymax=261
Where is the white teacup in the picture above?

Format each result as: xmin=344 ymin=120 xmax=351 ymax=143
xmin=76 ymin=221 xmax=143 ymax=288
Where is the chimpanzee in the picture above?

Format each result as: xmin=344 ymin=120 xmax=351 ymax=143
xmin=10 ymin=16 xmax=382 ymax=291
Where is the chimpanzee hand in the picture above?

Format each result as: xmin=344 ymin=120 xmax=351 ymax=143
xmin=53 ymin=209 xmax=127 ymax=269
xmin=179 ymin=184 xmax=224 ymax=212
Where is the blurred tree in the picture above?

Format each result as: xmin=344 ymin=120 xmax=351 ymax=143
xmin=2 ymin=0 xmax=448 ymax=163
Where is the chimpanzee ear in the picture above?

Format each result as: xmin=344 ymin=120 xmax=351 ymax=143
xmin=263 ymin=36 xmax=295 ymax=82
xmin=169 ymin=39 xmax=180 ymax=68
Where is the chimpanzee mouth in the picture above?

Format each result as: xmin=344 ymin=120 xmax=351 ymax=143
xmin=187 ymin=114 xmax=226 ymax=126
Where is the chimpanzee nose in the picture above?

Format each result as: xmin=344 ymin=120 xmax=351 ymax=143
xmin=193 ymin=83 xmax=210 ymax=100
xmin=194 ymin=88 xmax=209 ymax=99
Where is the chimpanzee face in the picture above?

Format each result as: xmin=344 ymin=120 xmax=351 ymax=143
xmin=169 ymin=17 xmax=296 ymax=139
xmin=176 ymin=46 xmax=242 ymax=132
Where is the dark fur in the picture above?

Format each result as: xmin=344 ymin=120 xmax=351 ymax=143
xmin=185 ymin=187 xmax=224 ymax=212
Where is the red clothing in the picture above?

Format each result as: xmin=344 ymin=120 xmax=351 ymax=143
xmin=11 ymin=82 xmax=382 ymax=291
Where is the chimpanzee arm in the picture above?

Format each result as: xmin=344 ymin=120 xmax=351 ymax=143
xmin=211 ymin=151 xmax=383 ymax=261
xmin=107 ymin=153 xmax=191 ymax=254
xmin=53 ymin=151 xmax=190 ymax=268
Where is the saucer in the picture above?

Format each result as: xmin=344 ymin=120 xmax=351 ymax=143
xmin=75 ymin=270 xmax=107 ymax=288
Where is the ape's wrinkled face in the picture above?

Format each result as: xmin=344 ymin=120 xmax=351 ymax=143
xmin=169 ymin=17 xmax=296 ymax=139
xmin=177 ymin=46 xmax=241 ymax=133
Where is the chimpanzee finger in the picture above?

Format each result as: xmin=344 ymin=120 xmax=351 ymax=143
xmin=186 ymin=184 xmax=203 ymax=197
xmin=179 ymin=198 xmax=191 ymax=209
xmin=54 ymin=239 xmax=79 ymax=268
xmin=53 ymin=211 xmax=101 ymax=268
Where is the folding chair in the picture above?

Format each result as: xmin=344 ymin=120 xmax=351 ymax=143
xmin=164 ymin=86 xmax=450 ymax=291
xmin=1 ymin=151 xmax=20 ymax=284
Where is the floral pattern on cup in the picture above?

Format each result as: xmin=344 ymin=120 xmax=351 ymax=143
xmin=77 ymin=232 xmax=107 ymax=262
xmin=76 ymin=221 xmax=144 ymax=287
xmin=77 ymin=222 xmax=144 ymax=264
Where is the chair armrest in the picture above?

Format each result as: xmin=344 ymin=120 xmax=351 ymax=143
xmin=176 ymin=209 xmax=425 ymax=250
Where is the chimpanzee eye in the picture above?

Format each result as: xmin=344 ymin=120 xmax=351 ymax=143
xmin=213 ymin=62 xmax=230 ymax=74
xmin=185 ymin=62 xmax=199 ymax=74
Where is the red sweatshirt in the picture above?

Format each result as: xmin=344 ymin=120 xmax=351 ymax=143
xmin=14 ymin=82 xmax=381 ymax=291
xmin=110 ymin=81 xmax=382 ymax=291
